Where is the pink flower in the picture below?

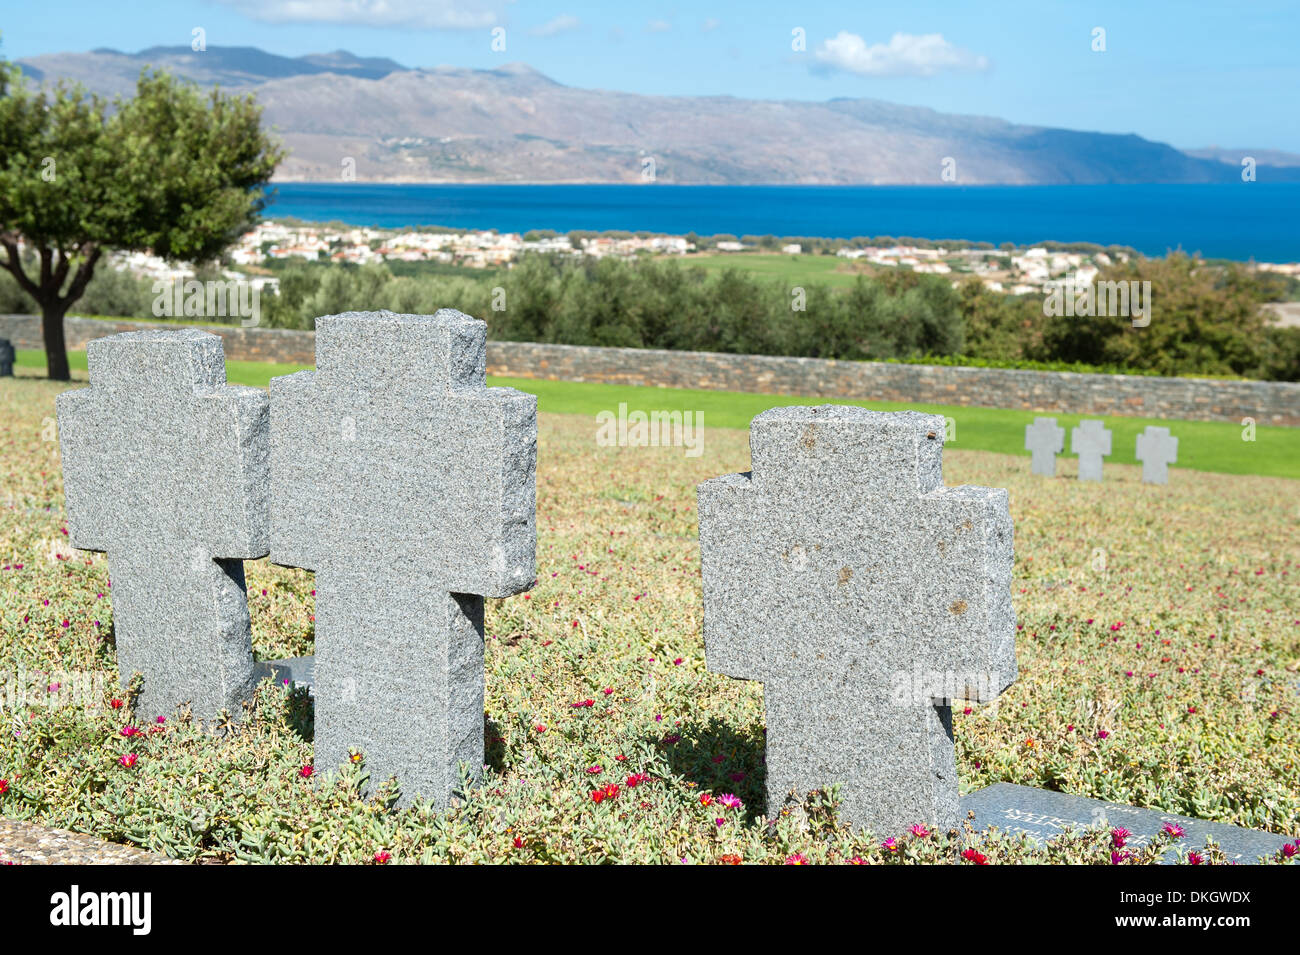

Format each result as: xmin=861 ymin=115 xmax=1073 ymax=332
xmin=1096 ymin=730 xmax=1110 ymax=739
xmin=585 ymin=765 xmax=602 ymax=774
xmin=1188 ymin=851 xmax=1204 ymax=865
xmin=374 ymin=850 xmax=391 ymax=864
xmin=1162 ymin=823 xmax=1185 ymax=838
xmin=119 ymin=753 xmax=138 ymax=768
xmin=299 ymin=764 xmax=314 ymax=778
xmin=717 ymin=793 xmax=743 ymax=810
xmin=882 ymin=837 xmax=898 ymax=852
xmin=120 ymin=725 xmax=140 ymax=738
xmin=1111 ymin=827 xmax=1131 ymax=849
xmin=910 ymin=824 xmax=931 ymax=838
xmin=784 ymin=853 xmax=808 ymax=865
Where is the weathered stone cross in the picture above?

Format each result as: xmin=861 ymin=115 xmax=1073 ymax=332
xmin=1135 ymin=425 xmax=1178 ymax=484
xmin=698 ymin=406 xmax=1017 ymax=835
xmin=270 ymin=310 xmax=536 ymax=806
xmin=1071 ymin=419 xmax=1112 ymax=482
xmin=1024 ymin=416 xmax=1065 ymax=477
xmin=56 ymin=329 xmax=269 ymax=720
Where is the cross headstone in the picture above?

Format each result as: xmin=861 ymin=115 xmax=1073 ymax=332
xmin=1135 ymin=425 xmax=1178 ymax=484
xmin=56 ymin=329 xmax=269 ymax=720
xmin=698 ymin=406 xmax=1017 ymax=835
xmin=0 ymin=337 xmax=14 ymax=376
xmin=1024 ymin=417 xmax=1065 ymax=477
xmin=1070 ymin=419 xmax=1112 ymax=482
xmin=270 ymin=309 xmax=536 ymax=807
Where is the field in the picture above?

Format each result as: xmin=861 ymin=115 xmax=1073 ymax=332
xmin=15 ymin=349 xmax=1298 ymax=479
xmin=1 ymin=369 xmax=1297 ymax=864
xmin=683 ymin=252 xmax=871 ymax=288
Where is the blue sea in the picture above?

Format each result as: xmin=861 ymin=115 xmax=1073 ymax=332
xmin=262 ymin=183 xmax=1300 ymax=263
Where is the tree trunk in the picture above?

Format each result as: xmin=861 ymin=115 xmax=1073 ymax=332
xmin=42 ymin=300 xmax=71 ymax=381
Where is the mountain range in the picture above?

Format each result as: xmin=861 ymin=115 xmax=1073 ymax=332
xmin=15 ymin=45 xmax=1300 ymax=185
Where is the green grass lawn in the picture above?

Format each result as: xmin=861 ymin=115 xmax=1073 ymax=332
xmin=684 ymin=252 xmax=869 ymax=288
xmin=17 ymin=348 xmax=1297 ymax=479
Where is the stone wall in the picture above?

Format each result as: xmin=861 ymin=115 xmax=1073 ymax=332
xmin=3 ymin=314 xmax=1297 ymax=425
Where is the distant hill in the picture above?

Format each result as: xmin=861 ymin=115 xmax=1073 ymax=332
xmin=14 ymin=45 xmax=1300 ymax=186
xmin=1185 ymin=147 xmax=1300 ymax=168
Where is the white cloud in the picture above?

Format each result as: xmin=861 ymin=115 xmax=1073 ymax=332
xmin=212 ymin=0 xmax=507 ymax=30
xmin=529 ymin=15 xmax=580 ymax=37
xmin=701 ymin=18 xmax=721 ymax=32
xmin=814 ymin=31 xmax=990 ymax=77
xmin=645 ymin=19 xmax=672 ymax=33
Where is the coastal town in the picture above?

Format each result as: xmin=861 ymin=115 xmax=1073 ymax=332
xmin=103 ymin=219 xmax=1300 ymax=302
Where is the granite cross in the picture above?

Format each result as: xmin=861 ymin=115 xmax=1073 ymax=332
xmin=1135 ymin=425 xmax=1178 ymax=484
xmin=1024 ymin=416 xmax=1065 ymax=477
xmin=56 ymin=329 xmax=269 ymax=720
xmin=698 ymin=406 xmax=1017 ymax=835
xmin=0 ymin=337 xmax=13 ymax=377
xmin=1070 ymin=419 xmax=1112 ymax=482
xmin=270 ymin=310 xmax=536 ymax=806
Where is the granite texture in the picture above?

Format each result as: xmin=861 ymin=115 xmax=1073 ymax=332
xmin=55 ymin=329 xmax=269 ymax=721
xmin=0 ymin=336 xmax=13 ymax=376
xmin=5 ymin=315 xmax=1297 ymax=426
xmin=1135 ymin=425 xmax=1179 ymax=484
xmin=1024 ymin=416 xmax=1065 ymax=477
xmin=961 ymin=783 xmax=1298 ymax=864
xmin=269 ymin=309 xmax=537 ymax=806
xmin=1071 ymin=419 xmax=1112 ymax=482
xmin=698 ymin=405 xmax=1017 ymax=836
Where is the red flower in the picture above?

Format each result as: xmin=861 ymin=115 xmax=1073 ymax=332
xmin=626 ymin=773 xmax=649 ymax=788
xmin=961 ymin=848 xmax=989 ymax=865
xmin=0 ymin=779 xmax=8 ymax=795
xmin=513 ymin=836 xmax=525 ymax=849
xmin=109 ymin=698 xmax=123 ymax=709
xmin=699 ymin=793 xmax=713 ymax=806
xmin=299 ymin=764 xmax=314 ymax=778
xmin=718 ymin=853 xmax=742 ymax=865
xmin=374 ymin=850 xmax=391 ymax=864
xmin=591 ymin=783 xmax=620 ymax=803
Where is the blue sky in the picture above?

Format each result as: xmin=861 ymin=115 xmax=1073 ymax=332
xmin=4 ymin=1 xmax=1299 ymax=151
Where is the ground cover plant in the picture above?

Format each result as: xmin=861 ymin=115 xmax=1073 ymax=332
xmin=1 ymin=370 xmax=1297 ymax=863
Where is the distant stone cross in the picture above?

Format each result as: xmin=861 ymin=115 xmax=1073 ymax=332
xmin=698 ymin=406 xmax=1017 ymax=835
xmin=1071 ymin=419 xmax=1112 ymax=482
xmin=270 ymin=310 xmax=536 ymax=806
xmin=56 ymin=329 xmax=269 ymax=720
xmin=1135 ymin=425 xmax=1178 ymax=484
xmin=1024 ymin=417 xmax=1065 ymax=477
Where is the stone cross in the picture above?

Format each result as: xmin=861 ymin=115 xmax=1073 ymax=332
xmin=1135 ymin=425 xmax=1178 ymax=484
xmin=270 ymin=310 xmax=536 ymax=806
xmin=1070 ymin=419 xmax=1112 ymax=482
xmin=698 ymin=406 xmax=1017 ymax=835
xmin=56 ymin=329 xmax=269 ymax=720
xmin=0 ymin=337 xmax=14 ymax=376
xmin=1024 ymin=417 xmax=1065 ymax=477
